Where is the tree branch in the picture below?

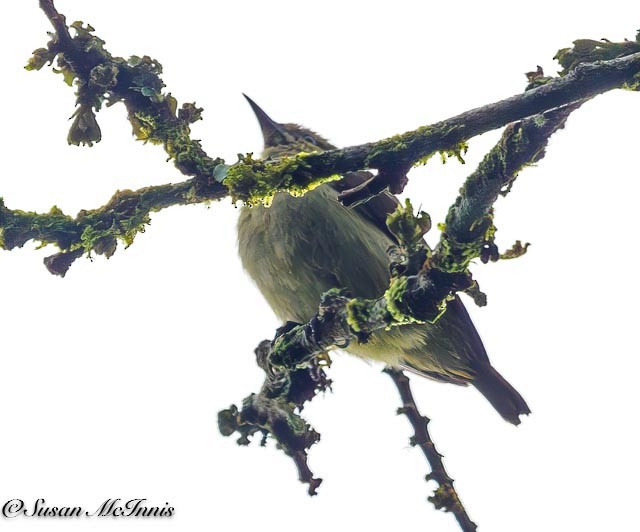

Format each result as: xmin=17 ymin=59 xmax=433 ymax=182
xmin=384 ymin=367 xmax=477 ymax=532
xmin=218 ymin=103 xmax=581 ymax=525
xmin=225 ymin=49 xmax=640 ymax=206
xmin=432 ymin=100 xmax=586 ymax=272
xmin=2 ymin=1 xmax=637 ymax=275
xmin=7 ymin=4 xmax=639 ymax=530
xmin=0 ymin=179 xmax=227 ymax=276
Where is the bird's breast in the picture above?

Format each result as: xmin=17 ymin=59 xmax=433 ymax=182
xmin=237 ymin=185 xmax=393 ymax=323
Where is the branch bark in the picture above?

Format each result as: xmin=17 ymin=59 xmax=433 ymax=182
xmin=384 ymin=367 xmax=477 ymax=532
xmin=2 ymin=1 xmax=638 ymax=275
xmin=224 ymin=51 xmax=640 ymax=205
xmin=432 ymin=100 xmax=586 ymax=272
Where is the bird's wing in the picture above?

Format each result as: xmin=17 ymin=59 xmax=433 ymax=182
xmin=331 ymin=170 xmax=492 ymax=376
xmin=329 ymin=171 xmax=401 ymax=244
xmin=399 ymin=362 xmax=470 ymax=385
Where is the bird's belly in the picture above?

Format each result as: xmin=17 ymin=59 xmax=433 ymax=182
xmin=237 ymin=185 xmax=475 ymax=378
xmin=237 ymin=185 xmax=393 ymax=323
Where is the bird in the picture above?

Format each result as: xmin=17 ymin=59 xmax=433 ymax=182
xmin=237 ymin=95 xmax=531 ymax=425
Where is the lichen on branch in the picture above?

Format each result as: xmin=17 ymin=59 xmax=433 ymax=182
xmin=432 ymin=101 xmax=584 ymax=273
xmin=217 ymin=102 xmax=583 ymax=519
xmin=555 ymin=32 xmax=640 ymax=75
xmin=221 ymin=152 xmax=340 ymax=206
xmin=5 ymin=3 xmax=640 ymax=275
xmin=29 ymin=1 xmax=228 ymax=184
xmin=0 ymin=180 xmax=226 ymax=276
xmin=5 ymin=4 xmax=640 ymax=531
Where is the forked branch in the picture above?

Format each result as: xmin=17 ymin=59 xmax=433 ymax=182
xmin=2 ymin=3 xmax=638 ymax=531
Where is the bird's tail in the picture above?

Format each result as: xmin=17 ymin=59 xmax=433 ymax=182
xmin=472 ymin=364 xmax=531 ymax=425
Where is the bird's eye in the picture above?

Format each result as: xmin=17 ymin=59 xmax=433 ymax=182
xmin=303 ymin=135 xmax=317 ymax=145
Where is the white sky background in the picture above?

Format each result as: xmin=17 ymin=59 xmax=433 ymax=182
xmin=1 ymin=1 xmax=639 ymax=531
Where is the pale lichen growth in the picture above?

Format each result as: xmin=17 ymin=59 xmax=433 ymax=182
xmin=384 ymin=277 xmax=421 ymax=325
xmin=223 ymin=152 xmax=340 ymax=207
xmin=345 ymin=298 xmax=372 ymax=333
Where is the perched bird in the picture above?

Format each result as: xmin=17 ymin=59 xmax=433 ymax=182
xmin=237 ymin=95 xmax=530 ymax=425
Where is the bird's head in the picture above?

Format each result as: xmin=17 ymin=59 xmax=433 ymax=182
xmin=243 ymin=94 xmax=336 ymax=158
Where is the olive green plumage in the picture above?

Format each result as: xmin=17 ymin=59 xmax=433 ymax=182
xmin=237 ymin=95 xmax=530 ymax=424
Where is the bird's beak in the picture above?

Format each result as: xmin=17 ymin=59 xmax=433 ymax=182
xmin=243 ymin=93 xmax=286 ymax=146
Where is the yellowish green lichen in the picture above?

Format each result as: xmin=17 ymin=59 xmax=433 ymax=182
xmin=532 ymin=115 xmax=547 ymax=127
xmin=439 ymin=140 xmax=469 ymax=165
xmin=130 ymin=110 xmax=173 ymax=145
xmin=413 ymin=139 xmax=469 ymax=167
xmin=365 ymin=126 xmax=435 ymax=169
xmin=78 ymin=211 xmax=150 ymax=256
xmin=367 ymin=123 xmax=468 ymax=169
xmin=223 ymin=152 xmax=340 ymax=206
xmin=555 ymin=36 xmax=640 ymax=75
xmin=0 ymin=201 xmax=78 ymax=250
xmin=345 ymin=299 xmax=372 ymax=333
xmin=385 ymin=276 xmax=419 ymax=325
xmin=500 ymin=240 xmax=530 ymax=259
xmin=623 ymin=72 xmax=640 ymax=91
xmin=434 ymin=213 xmax=496 ymax=273
xmin=25 ymin=47 xmax=55 ymax=71
xmin=386 ymin=199 xmax=431 ymax=250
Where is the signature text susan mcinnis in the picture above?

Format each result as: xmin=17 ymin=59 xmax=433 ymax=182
xmin=2 ymin=498 xmax=174 ymax=518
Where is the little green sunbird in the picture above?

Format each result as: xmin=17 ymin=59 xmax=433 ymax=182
xmin=237 ymin=95 xmax=530 ymax=425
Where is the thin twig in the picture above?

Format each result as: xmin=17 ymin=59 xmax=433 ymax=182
xmin=39 ymin=0 xmax=73 ymax=45
xmin=384 ymin=367 xmax=477 ymax=532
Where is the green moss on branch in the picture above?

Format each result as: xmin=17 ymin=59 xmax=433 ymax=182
xmin=0 ymin=178 xmax=226 ymax=275
xmin=14 ymin=5 xmax=640 ymax=284
xmin=223 ymin=153 xmax=340 ymax=206
xmin=432 ymin=103 xmax=583 ymax=273
xmin=27 ymin=14 xmax=226 ymax=188
xmin=555 ymin=33 xmax=640 ymax=75
xmin=0 ymin=201 xmax=79 ymax=250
